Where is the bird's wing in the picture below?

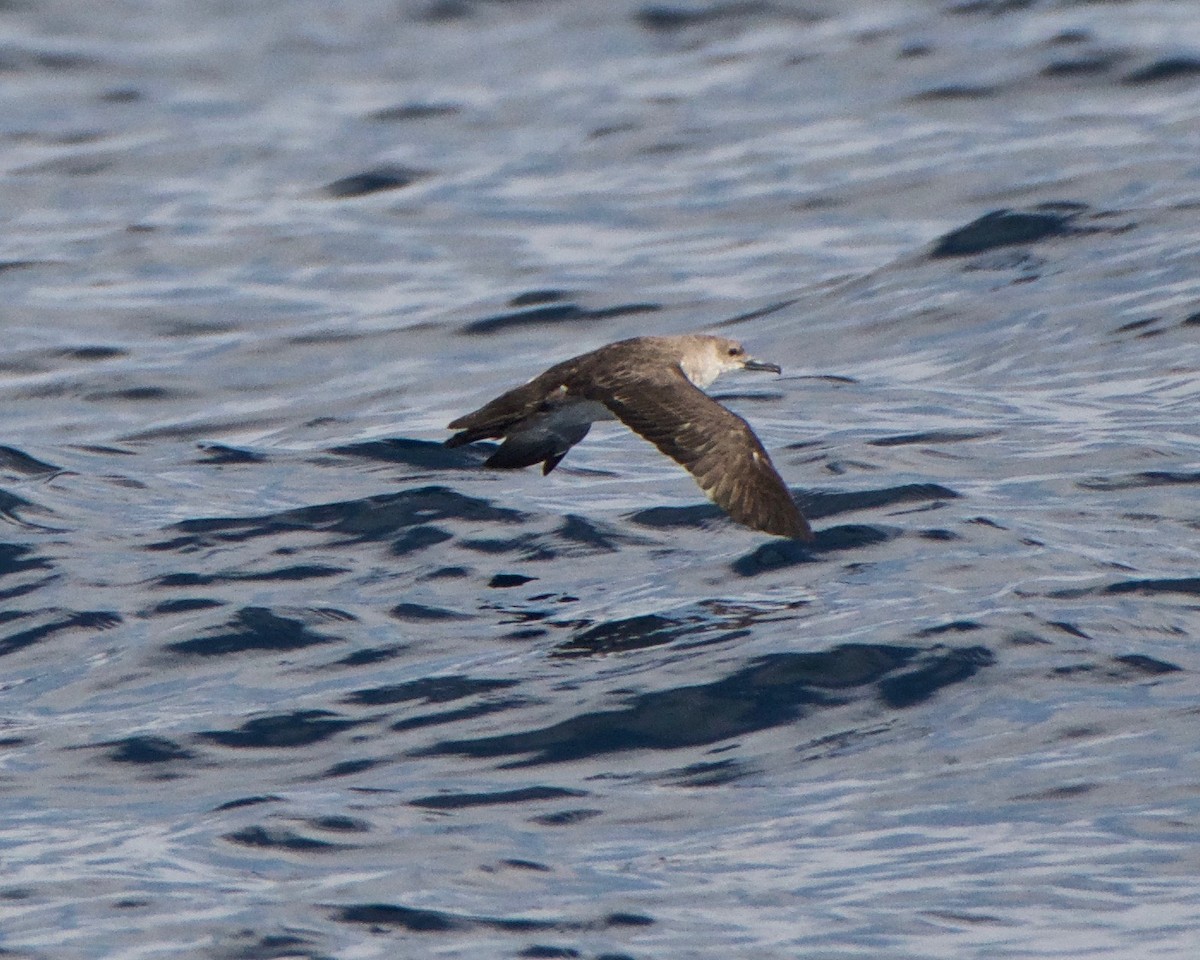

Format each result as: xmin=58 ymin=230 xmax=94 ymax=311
xmin=577 ymin=365 xmax=811 ymax=540
xmin=445 ymin=366 xmax=572 ymax=446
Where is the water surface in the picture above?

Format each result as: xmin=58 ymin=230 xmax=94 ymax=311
xmin=2 ymin=1 xmax=1199 ymax=957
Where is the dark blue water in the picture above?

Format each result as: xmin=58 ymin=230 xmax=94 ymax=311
xmin=3 ymin=1 xmax=1199 ymax=957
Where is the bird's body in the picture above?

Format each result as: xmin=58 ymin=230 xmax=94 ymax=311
xmin=445 ymin=334 xmax=811 ymax=540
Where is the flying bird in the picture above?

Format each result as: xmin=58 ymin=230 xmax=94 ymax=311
xmin=445 ymin=334 xmax=811 ymax=539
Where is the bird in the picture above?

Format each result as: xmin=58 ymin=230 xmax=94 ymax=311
xmin=445 ymin=334 xmax=812 ymax=540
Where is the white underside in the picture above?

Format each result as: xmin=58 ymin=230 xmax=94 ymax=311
xmin=501 ymin=398 xmax=615 ymax=450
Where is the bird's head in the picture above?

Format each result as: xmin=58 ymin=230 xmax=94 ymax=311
xmin=680 ymin=336 xmax=782 ymax=387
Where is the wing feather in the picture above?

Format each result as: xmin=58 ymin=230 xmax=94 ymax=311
xmin=445 ymin=365 xmax=573 ymax=446
xmin=577 ymin=365 xmax=811 ymax=540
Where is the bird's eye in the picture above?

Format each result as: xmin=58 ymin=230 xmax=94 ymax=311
xmin=727 ymin=347 xmax=741 ymax=356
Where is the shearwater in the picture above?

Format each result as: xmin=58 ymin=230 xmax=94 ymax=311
xmin=445 ymin=334 xmax=812 ymax=539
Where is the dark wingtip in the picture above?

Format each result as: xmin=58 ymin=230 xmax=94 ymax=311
xmin=766 ymin=511 xmax=813 ymax=541
xmin=789 ymin=521 xmax=816 ymax=542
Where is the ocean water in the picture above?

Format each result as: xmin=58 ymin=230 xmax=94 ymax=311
xmin=2 ymin=1 xmax=1199 ymax=957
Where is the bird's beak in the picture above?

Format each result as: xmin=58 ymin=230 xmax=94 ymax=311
xmin=742 ymin=357 xmax=782 ymax=375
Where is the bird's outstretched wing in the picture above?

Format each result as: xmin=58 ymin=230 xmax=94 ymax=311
xmin=579 ymin=365 xmax=812 ymax=540
xmin=444 ymin=367 xmax=568 ymax=447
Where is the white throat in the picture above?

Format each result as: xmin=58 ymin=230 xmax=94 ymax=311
xmin=680 ymin=355 xmax=723 ymax=388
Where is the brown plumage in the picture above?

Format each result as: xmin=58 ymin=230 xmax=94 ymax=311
xmin=445 ymin=335 xmax=812 ymax=540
